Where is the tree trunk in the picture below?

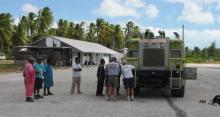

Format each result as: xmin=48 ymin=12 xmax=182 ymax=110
xmin=1 ymin=38 xmax=3 ymax=53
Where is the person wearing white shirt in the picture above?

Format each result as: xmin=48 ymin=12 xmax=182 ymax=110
xmin=71 ymin=57 xmax=82 ymax=94
xmin=121 ymin=59 xmax=135 ymax=101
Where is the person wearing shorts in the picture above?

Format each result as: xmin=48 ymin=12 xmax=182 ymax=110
xmin=105 ymin=57 xmax=120 ymax=101
xmin=121 ymin=59 xmax=135 ymax=101
xmin=33 ymin=57 xmax=45 ymax=100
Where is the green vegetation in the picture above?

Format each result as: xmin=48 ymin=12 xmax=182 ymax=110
xmin=0 ymin=60 xmax=22 ymax=73
xmin=185 ymin=41 xmax=220 ymax=63
xmin=0 ymin=7 xmax=219 ymax=63
xmin=126 ymin=57 xmax=139 ymax=67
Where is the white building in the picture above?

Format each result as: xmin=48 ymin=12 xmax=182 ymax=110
xmin=14 ymin=36 xmax=121 ymax=66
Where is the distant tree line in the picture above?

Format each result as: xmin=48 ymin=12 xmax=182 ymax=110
xmin=185 ymin=41 xmax=220 ymax=62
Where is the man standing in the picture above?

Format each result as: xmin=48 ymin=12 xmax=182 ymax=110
xmin=23 ymin=57 xmax=36 ymax=102
xmin=71 ymin=57 xmax=82 ymax=94
xmin=105 ymin=57 xmax=120 ymax=101
xmin=121 ymin=59 xmax=135 ymax=101
xmin=96 ymin=58 xmax=105 ymax=96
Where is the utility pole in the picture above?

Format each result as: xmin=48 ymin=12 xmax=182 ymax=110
xmin=182 ymin=25 xmax=185 ymax=65
xmin=1 ymin=38 xmax=3 ymax=53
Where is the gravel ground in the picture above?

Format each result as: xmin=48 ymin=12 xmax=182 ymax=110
xmin=0 ymin=64 xmax=220 ymax=117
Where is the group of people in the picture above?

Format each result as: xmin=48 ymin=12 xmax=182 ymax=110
xmin=23 ymin=56 xmax=134 ymax=102
xmin=23 ymin=57 xmax=54 ymax=102
xmin=71 ymin=56 xmax=135 ymax=101
xmin=96 ymin=57 xmax=135 ymax=101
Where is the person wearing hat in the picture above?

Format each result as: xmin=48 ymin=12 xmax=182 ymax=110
xmin=23 ymin=57 xmax=36 ymax=102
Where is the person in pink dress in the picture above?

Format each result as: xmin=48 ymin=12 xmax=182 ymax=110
xmin=23 ymin=57 xmax=36 ymax=102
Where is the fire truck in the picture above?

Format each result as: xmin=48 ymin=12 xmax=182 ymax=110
xmin=126 ymin=36 xmax=197 ymax=97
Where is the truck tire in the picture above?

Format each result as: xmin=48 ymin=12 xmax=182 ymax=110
xmin=134 ymin=86 xmax=140 ymax=95
xmin=171 ymin=86 xmax=185 ymax=97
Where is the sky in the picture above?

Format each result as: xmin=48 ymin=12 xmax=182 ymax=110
xmin=0 ymin=0 xmax=220 ymax=49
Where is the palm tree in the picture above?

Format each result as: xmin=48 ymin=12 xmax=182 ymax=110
xmin=145 ymin=29 xmax=154 ymax=39
xmin=113 ymin=25 xmax=124 ymax=50
xmin=27 ymin=12 xmax=37 ymax=38
xmin=57 ymin=19 xmax=69 ymax=37
xmin=0 ymin=13 xmax=13 ymax=53
xmin=86 ymin=22 xmax=96 ymax=42
xmin=73 ymin=22 xmax=85 ymax=40
xmin=132 ymin=26 xmax=141 ymax=38
xmin=49 ymin=28 xmax=57 ymax=36
xmin=193 ymin=47 xmax=200 ymax=55
xmin=36 ymin=7 xmax=53 ymax=36
xmin=96 ymin=18 xmax=105 ymax=44
xmin=208 ymin=41 xmax=216 ymax=57
xmin=125 ymin=21 xmax=134 ymax=48
xmin=12 ymin=18 xmax=29 ymax=46
xmin=67 ymin=22 xmax=75 ymax=38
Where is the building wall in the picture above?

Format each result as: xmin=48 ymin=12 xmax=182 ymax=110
xmin=76 ymin=52 xmax=111 ymax=66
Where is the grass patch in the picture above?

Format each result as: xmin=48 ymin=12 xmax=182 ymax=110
xmin=0 ymin=60 xmax=23 ymax=73
xmin=186 ymin=55 xmax=220 ymax=63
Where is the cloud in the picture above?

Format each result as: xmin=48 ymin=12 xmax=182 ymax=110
xmin=145 ymin=4 xmax=159 ymax=19
xmin=178 ymin=2 xmax=215 ymax=24
xmin=21 ymin=3 xmax=39 ymax=14
xmin=125 ymin=0 xmax=145 ymax=8
xmin=166 ymin=0 xmax=219 ymax=24
xmin=143 ymin=26 xmax=220 ymax=48
xmin=166 ymin=0 xmax=219 ymax=4
xmin=51 ymin=21 xmax=58 ymax=28
xmin=217 ymin=16 xmax=220 ymax=23
xmin=184 ymin=29 xmax=220 ymax=49
xmin=13 ymin=17 xmax=20 ymax=25
xmin=216 ymin=1 xmax=220 ymax=10
xmin=93 ymin=0 xmax=159 ymax=19
xmin=93 ymin=0 xmax=140 ymax=17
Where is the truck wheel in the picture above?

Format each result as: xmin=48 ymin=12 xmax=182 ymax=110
xmin=171 ymin=86 xmax=185 ymax=97
xmin=134 ymin=86 xmax=140 ymax=95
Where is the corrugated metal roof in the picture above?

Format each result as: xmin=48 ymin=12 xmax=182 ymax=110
xmin=50 ymin=36 xmax=119 ymax=55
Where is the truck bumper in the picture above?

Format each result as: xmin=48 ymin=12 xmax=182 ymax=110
xmin=135 ymin=69 xmax=183 ymax=88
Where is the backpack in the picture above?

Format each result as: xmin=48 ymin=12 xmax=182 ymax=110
xmin=211 ymin=95 xmax=220 ymax=105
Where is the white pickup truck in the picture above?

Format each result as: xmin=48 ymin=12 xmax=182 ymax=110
xmin=0 ymin=53 xmax=6 ymax=60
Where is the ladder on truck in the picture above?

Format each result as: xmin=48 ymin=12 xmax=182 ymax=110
xmin=169 ymin=49 xmax=184 ymax=89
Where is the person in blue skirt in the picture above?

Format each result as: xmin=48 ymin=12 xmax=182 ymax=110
xmin=43 ymin=58 xmax=54 ymax=96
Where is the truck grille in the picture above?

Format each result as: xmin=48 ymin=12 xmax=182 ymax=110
xmin=170 ymin=50 xmax=182 ymax=58
xmin=143 ymin=49 xmax=164 ymax=67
